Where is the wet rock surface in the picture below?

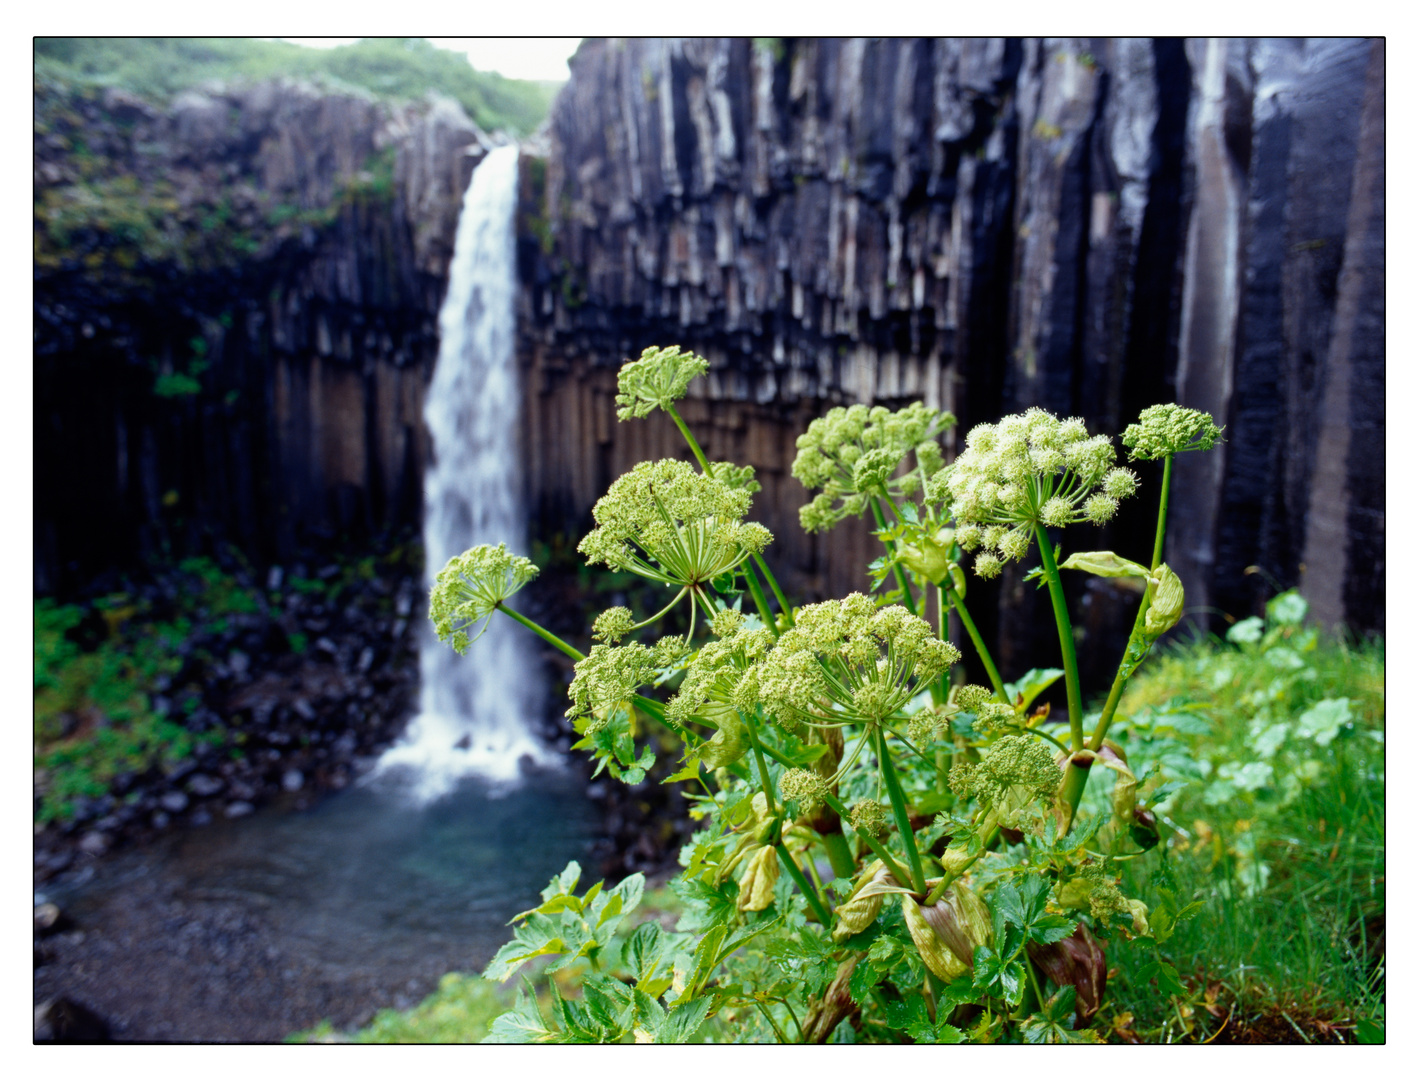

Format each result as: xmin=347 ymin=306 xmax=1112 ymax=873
xmin=34 ymin=556 xmax=424 ymax=885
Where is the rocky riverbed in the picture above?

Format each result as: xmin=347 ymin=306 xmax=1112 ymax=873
xmin=34 ymin=549 xmax=699 ymax=1041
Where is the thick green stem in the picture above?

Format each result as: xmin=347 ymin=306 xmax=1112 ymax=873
xmin=497 ymin=604 xmax=584 ymax=661
xmin=1152 ymin=454 xmax=1173 ymax=571
xmin=775 ymin=840 xmax=833 ymax=926
xmin=942 ymin=577 xmax=1006 ymax=700
xmin=873 ymin=728 xmax=927 ymax=894
xmin=1057 ymin=759 xmax=1092 ymax=834
xmin=1032 ymin=524 xmax=1084 ymax=752
xmin=742 ymin=564 xmax=781 ymax=639
xmin=869 ymin=497 xmax=918 ymax=616
xmin=751 ymin=553 xmax=794 ymax=628
xmin=821 ymin=831 xmax=856 ymax=879
xmin=1074 ymin=454 xmax=1175 ymax=808
xmin=666 ymin=403 xmax=712 ymax=472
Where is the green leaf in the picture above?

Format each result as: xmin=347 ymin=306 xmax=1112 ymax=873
xmin=1226 ymin=616 xmax=1265 ymax=645
xmin=626 ymin=921 xmax=666 ymax=982
xmin=883 ymin=994 xmax=930 ymax=1032
xmin=1353 ymin=1018 xmax=1384 ymax=1044
xmin=1296 ymin=697 xmax=1353 ymax=747
xmin=656 ymin=995 xmax=713 ymax=1043
xmin=631 ymin=987 xmax=667 ymax=1033
xmin=1001 ymin=668 xmax=1064 ymax=712
xmin=542 ymin=860 xmax=582 ymax=902
xmin=1059 ymin=550 xmax=1150 ymax=578
xmin=483 ymin=982 xmax=555 ymax=1044
xmin=847 ymin=959 xmax=886 ymax=1005
xmin=1139 ymin=959 xmax=1186 ymax=997
xmin=684 ymin=924 xmax=728 ymax=1000
xmin=664 ymin=757 xmax=702 ymax=784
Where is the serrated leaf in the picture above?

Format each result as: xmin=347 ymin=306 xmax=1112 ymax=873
xmin=1028 ymin=913 xmax=1077 ymax=945
xmin=626 ymin=921 xmax=666 ymax=982
xmin=542 ymin=861 xmax=582 ymax=902
xmin=657 ymin=995 xmax=713 ymax=1043
xmin=882 ymin=994 xmax=930 ymax=1032
xmin=847 ymin=959 xmax=886 ymax=1005
xmin=483 ymin=983 xmax=555 ymax=1044
xmin=664 ymin=758 xmax=702 ymax=784
xmin=685 ymin=924 xmax=728 ymax=999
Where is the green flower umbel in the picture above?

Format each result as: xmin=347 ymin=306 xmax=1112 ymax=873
xmin=429 ymin=543 xmax=539 ymax=654
xmin=751 ymin=593 xmax=960 ymax=746
xmin=1121 ymin=404 xmax=1223 ymax=460
xmin=615 ymin=345 xmax=710 ymax=420
xmin=793 ymin=402 xmax=955 ymax=532
xmin=578 ymin=459 xmax=773 ymax=590
xmin=928 ymin=408 xmax=1139 ymax=579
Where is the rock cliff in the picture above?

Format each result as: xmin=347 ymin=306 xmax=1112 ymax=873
xmin=34 ymin=78 xmax=490 ymax=594
xmin=518 ymin=37 xmax=1384 ymax=688
xmin=34 ymin=39 xmax=1385 ymax=690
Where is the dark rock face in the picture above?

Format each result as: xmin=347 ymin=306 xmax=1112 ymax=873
xmin=34 ymin=80 xmax=488 ymax=596
xmin=34 ymin=39 xmax=1383 ymax=694
xmin=521 ymin=37 xmax=1384 ymax=686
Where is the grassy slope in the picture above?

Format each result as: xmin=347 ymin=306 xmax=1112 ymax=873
xmin=1097 ymin=599 xmax=1385 ymax=1042
xmin=33 ymin=37 xmax=559 ymax=135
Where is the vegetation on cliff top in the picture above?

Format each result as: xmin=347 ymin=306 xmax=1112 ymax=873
xmin=34 ymin=37 xmax=559 ymax=136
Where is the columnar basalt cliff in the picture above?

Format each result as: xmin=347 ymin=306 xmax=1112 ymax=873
xmin=34 ymin=38 xmax=1385 ymax=692
xmin=34 ymin=79 xmax=489 ymax=594
xmin=518 ymin=37 xmax=1384 ymax=691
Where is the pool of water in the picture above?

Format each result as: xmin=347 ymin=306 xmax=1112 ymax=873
xmin=37 ymin=768 xmax=600 ymax=1042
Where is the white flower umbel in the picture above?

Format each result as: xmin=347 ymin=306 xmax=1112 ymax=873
xmin=928 ymin=408 xmax=1139 ymax=579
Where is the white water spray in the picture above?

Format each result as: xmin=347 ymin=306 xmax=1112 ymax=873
xmin=374 ymin=144 xmax=551 ymax=800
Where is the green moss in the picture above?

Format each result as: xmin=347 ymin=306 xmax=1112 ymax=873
xmin=34 ymin=37 xmax=559 ymax=136
xmin=32 ymin=556 xmax=279 ymax=824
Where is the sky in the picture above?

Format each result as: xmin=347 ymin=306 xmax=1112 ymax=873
xmin=278 ymin=38 xmax=581 ymax=82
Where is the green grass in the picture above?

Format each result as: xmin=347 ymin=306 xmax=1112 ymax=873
xmin=1094 ymin=595 xmax=1384 ymax=1042
xmin=33 ymin=556 xmax=277 ymax=823
xmin=288 ymin=974 xmax=519 ymax=1043
xmin=34 ymin=37 xmax=559 ymax=135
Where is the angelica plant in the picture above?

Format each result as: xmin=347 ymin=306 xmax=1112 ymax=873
xmin=432 ymin=344 xmax=1221 ymax=1043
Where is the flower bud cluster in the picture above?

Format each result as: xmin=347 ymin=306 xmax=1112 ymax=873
xmin=1121 ymin=403 xmax=1223 ymax=460
xmin=927 ymin=408 xmax=1139 ymax=579
xmin=779 ymin=768 xmax=829 ymax=816
xmin=948 ymin=734 xmax=1063 ymax=827
xmin=429 ymin=543 xmax=540 ymax=655
xmin=579 ymin=459 xmax=773 ymax=587
xmin=614 ymin=345 xmax=709 ymax=420
xmin=850 ymin=798 xmax=889 ymax=838
xmin=566 ymin=637 xmax=686 ymax=729
xmin=907 ymin=704 xmax=958 ymax=745
xmin=665 ymin=617 xmax=774 ymax=728
xmin=591 ymin=606 xmax=637 ymax=644
xmin=751 ymin=593 xmax=961 ymax=730
xmin=793 ymin=402 xmax=955 ymax=533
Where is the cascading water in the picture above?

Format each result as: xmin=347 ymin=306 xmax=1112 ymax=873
xmin=373 ymin=144 xmax=551 ymax=800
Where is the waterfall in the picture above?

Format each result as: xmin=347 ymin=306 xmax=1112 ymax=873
xmin=373 ymin=144 xmax=551 ymax=801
